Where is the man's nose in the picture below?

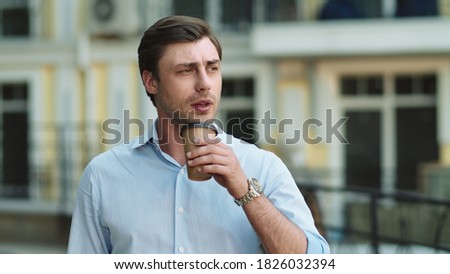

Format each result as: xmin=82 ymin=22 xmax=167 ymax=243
xmin=195 ymin=69 xmax=212 ymax=92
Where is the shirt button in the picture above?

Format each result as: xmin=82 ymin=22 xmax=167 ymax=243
xmin=179 ymin=247 xmax=185 ymax=253
xmin=178 ymin=207 xmax=184 ymax=213
xmin=180 ymin=169 xmax=185 ymax=175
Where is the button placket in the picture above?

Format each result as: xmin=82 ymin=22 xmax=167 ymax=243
xmin=174 ymin=170 xmax=189 ymax=254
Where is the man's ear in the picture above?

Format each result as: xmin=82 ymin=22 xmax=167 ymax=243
xmin=142 ymin=71 xmax=158 ymax=96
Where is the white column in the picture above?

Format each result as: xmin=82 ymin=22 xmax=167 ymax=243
xmin=206 ymin=0 xmax=221 ymax=31
xmin=106 ymin=63 xmax=133 ymax=145
xmin=253 ymin=0 xmax=265 ymax=23
xmin=84 ymin=66 xmax=101 ymax=158
xmin=278 ymin=86 xmax=307 ymax=166
xmin=438 ymin=62 xmax=450 ymax=162
xmin=29 ymin=0 xmax=42 ymax=38
xmin=255 ymin=61 xmax=277 ymax=147
xmin=54 ymin=66 xmax=80 ymax=213
xmin=382 ymin=0 xmax=397 ymax=17
xmin=314 ymin=64 xmax=345 ymax=235
xmin=53 ymin=0 xmax=77 ymax=41
xmin=55 ymin=67 xmax=79 ymax=124
xmin=382 ymin=74 xmax=396 ymax=193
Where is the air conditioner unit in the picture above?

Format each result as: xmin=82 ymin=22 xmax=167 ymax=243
xmin=88 ymin=0 xmax=140 ymax=37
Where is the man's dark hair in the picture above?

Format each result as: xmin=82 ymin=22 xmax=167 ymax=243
xmin=138 ymin=15 xmax=222 ymax=107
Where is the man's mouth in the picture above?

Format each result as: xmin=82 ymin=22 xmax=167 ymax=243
xmin=191 ymin=100 xmax=213 ymax=113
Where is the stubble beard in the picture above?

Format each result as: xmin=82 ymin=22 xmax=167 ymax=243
xmin=169 ymin=96 xmax=219 ymax=125
xmin=170 ymin=107 xmax=216 ymax=125
xmin=155 ymin=87 xmax=220 ymax=126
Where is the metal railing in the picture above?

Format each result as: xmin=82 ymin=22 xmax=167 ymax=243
xmin=0 ymin=122 xmax=103 ymax=211
xmin=299 ymin=183 xmax=450 ymax=254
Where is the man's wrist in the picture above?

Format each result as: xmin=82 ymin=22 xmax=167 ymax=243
xmin=228 ymin=178 xmax=249 ymax=199
xmin=234 ymin=178 xmax=263 ymax=207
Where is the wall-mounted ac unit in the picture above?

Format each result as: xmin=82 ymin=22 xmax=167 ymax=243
xmin=88 ymin=0 xmax=140 ymax=37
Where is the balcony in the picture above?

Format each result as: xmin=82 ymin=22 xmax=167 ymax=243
xmin=251 ymin=18 xmax=450 ymax=57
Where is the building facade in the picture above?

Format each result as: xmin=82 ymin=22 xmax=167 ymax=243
xmin=1 ymin=0 xmax=450 ymax=249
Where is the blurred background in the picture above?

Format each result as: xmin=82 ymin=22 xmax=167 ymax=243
xmin=0 ymin=0 xmax=449 ymax=254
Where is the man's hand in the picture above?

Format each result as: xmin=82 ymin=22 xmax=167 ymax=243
xmin=186 ymin=138 xmax=309 ymax=253
xmin=186 ymin=139 xmax=248 ymax=199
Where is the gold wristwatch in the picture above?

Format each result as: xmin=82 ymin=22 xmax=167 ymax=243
xmin=234 ymin=178 xmax=263 ymax=207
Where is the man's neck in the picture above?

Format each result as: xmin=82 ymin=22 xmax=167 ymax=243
xmin=156 ymin=118 xmax=187 ymax=166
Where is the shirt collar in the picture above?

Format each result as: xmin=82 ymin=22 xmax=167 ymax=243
xmin=129 ymin=118 xmax=158 ymax=149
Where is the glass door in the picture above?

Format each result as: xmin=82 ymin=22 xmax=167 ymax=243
xmin=396 ymin=107 xmax=438 ymax=191
xmin=345 ymin=111 xmax=381 ymax=189
xmin=0 ymin=83 xmax=29 ymax=198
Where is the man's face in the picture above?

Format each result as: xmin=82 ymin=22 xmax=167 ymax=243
xmin=151 ymin=37 xmax=222 ymax=124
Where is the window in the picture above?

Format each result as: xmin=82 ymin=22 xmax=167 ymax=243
xmin=264 ymin=0 xmax=298 ymax=22
xmin=395 ymin=73 xmax=437 ymax=95
xmin=0 ymin=83 xmax=29 ymax=198
xmin=222 ymin=78 xmax=254 ymax=98
xmin=173 ymin=0 xmax=206 ymax=19
xmin=319 ymin=0 xmax=382 ymax=20
xmin=396 ymin=107 xmax=438 ymax=191
xmin=319 ymin=0 xmax=440 ymax=20
xmin=395 ymin=0 xmax=438 ymax=17
xmin=340 ymin=72 xmax=438 ymax=192
xmin=2 ymin=83 xmax=28 ymax=100
xmin=345 ymin=111 xmax=382 ymax=189
xmin=222 ymin=0 xmax=253 ymax=31
xmin=340 ymin=75 xmax=383 ymax=96
xmin=220 ymin=78 xmax=257 ymax=144
xmin=225 ymin=109 xmax=257 ymax=144
xmin=171 ymin=0 xmax=256 ymax=32
xmin=0 ymin=0 xmax=30 ymax=37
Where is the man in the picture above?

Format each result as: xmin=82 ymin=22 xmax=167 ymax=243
xmin=68 ymin=15 xmax=329 ymax=254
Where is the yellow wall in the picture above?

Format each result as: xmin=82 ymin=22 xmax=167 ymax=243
xmin=91 ymin=63 xmax=107 ymax=151
xmin=42 ymin=66 xmax=55 ymax=123
xmin=129 ymin=63 xmax=141 ymax=139
xmin=440 ymin=0 xmax=450 ymax=16
xmin=441 ymin=143 xmax=450 ymax=165
xmin=275 ymin=60 xmax=333 ymax=169
xmin=306 ymin=144 xmax=329 ymax=168
xmin=41 ymin=0 xmax=55 ymax=39
xmin=302 ymin=0 xmax=326 ymax=20
xmin=41 ymin=66 xmax=59 ymax=199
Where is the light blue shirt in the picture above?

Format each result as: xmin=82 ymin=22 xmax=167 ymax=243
xmin=68 ymin=122 xmax=330 ymax=254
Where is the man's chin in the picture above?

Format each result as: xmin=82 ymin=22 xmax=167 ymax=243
xmin=171 ymin=115 xmax=216 ymax=125
xmin=189 ymin=110 xmax=217 ymax=122
xmin=188 ymin=116 xmax=216 ymax=124
xmin=166 ymin=108 xmax=217 ymax=124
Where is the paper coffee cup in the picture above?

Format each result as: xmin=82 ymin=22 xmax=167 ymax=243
xmin=180 ymin=122 xmax=218 ymax=181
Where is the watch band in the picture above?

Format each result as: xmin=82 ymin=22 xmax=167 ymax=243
xmin=234 ymin=178 xmax=262 ymax=207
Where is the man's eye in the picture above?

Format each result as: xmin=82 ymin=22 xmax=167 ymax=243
xmin=179 ymin=69 xmax=194 ymax=74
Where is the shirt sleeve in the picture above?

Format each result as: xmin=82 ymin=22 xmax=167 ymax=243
xmin=67 ymin=163 xmax=111 ymax=253
xmin=261 ymin=153 xmax=330 ymax=254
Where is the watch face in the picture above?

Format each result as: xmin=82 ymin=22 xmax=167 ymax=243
xmin=250 ymin=178 xmax=262 ymax=193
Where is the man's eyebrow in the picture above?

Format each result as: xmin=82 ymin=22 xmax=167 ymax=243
xmin=174 ymin=59 xmax=220 ymax=68
xmin=175 ymin=62 xmax=197 ymax=68
xmin=207 ymin=59 xmax=220 ymax=65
